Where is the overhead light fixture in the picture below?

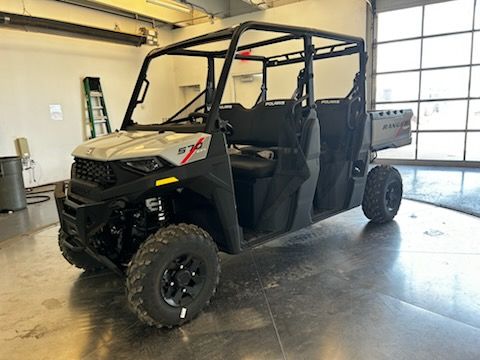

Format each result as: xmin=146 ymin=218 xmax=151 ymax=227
xmin=146 ymin=0 xmax=192 ymax=14
xmin=0 ymin=11 xmax=146 ymax=46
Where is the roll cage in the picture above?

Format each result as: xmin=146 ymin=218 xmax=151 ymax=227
xmin=121 ymin=21 xmax=367 ymax=133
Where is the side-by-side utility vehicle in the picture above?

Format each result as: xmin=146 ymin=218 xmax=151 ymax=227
xmin=55 ymin=22 xmax=413 ymax=327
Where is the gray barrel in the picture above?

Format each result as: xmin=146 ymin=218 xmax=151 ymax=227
xmin=0 ymin=157 xmax=27 ymax=211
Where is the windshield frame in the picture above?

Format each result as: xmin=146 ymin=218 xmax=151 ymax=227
xmin=121 ymin=21 xmax=366 ymax=133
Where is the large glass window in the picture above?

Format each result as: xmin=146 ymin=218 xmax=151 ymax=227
xmin=466 ymin=133 xmax=480 ymax=160
xmin=422 ymin=34 xmax=472 ymax=68
xmin=376 ymin=72 xmax=420 ymax=102
xmin=374 ymin=0 xmax=480 ymax=163
xmin=468 ymin=100 xmax=480 ymax=129
xmin=471 ymin=66 xmax=480 ymax=96
xmin=417 ymin=132 xmax=465 ymax=160
xmin=377 ymin=40 xmax=421 ymax=72
xmin=419 ymin=100 xmax=468 ymax=130
xmin=476 ymin=1 xmax=480 ymax=29
xmin=423 ymin=0 xmax=474 ymax=35
xmin=420 ymin=67 xmax=470 ymax=99
xmin=377 ymin=7 xmax=423 ymax=41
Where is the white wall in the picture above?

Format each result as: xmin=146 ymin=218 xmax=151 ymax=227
xmin=0 ymin=0 xmax=174 ymax=186
xmin=171 ymin=0 xmax=367 ymax=103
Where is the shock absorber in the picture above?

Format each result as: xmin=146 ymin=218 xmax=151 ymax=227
xmin=145 ymin=196 xmax=168 ymax=225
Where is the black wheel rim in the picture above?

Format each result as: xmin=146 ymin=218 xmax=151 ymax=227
xmin=385 ymin=181 xmax=401 ymax=212
xmin=160 ymin=254 xmax=206 ymax=307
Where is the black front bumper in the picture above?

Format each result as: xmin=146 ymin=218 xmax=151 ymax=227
xmin=55 ymin=181 xmax=112 ymax=249
xmin=55 ymin=181 xmax=125 ymax=274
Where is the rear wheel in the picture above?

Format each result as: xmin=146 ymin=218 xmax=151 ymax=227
xmin=362 ymin=165 xmax=403 ymax=224
xmin=58 ymin=230 xmax=105 ymax=272
xmin=126 ymin=224 xmax=220 ymax=328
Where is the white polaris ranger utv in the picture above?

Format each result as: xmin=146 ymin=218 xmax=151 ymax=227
xmin=55 ymin=22 xmax=413 ymax=328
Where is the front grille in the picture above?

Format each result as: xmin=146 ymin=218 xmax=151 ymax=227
xmin=73 ymin=158 xmax=116 ymax=187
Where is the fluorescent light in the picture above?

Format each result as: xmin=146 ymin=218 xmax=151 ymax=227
xmin=147 ymin=0 xmax=192 ymax=14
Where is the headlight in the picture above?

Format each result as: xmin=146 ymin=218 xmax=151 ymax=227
xmin=121 ymin=158 xmax=163 ymax=173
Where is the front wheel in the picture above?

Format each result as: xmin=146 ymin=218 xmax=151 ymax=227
xmin=126 ymin=224 xmax=220 ymax=328
xmin=362 ymin=165 xmax=403 ymax=224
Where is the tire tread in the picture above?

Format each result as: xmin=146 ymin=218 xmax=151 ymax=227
xmin=126 ymin=223 xmax=219 ymax=328
xmin=362 ymin=165 xmax=402 ymax=224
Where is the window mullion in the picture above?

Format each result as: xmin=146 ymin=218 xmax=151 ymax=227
xmin=464 ymin=0 xmax=478 ymax=160
xmin=415 ymin=5 xmax=426 ymax=160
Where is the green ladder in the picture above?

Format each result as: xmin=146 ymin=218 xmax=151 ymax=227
xmin=83 ymin=77 xmax=112 ymax=139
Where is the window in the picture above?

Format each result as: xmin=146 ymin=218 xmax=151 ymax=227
xmin=377 ymin=7 xmax=423 ymax=41
xmin=417 ymin=132 xmax=465 ymax=160
xmin=471 ymin=66 xmax=480 ymax=97
xmin=376 ymin=72 xmax=419 ymax=102
xmin=422 ymin=34 xmax=472 ymax=68
xmin=468 ymin=100 xmax=480 ymax=129
xmin=374 ymin=0 xmax=480 ymax=163
xmin=376 ymin=40 xmax=421 ymax=72
xmin=423 ymin=0 xmax=474 ymax=35
xmin=419 ymin=100 xmax=467 ymax=130
xmin=466 ymin=133 xmax=480 ymax=160
xmin=420 ymin=67 xmax=470 ymax=99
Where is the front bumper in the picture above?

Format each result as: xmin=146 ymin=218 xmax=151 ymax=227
xmin=55 ymin=181 xmax=112 ymax=249
xmin=55 ymin=181 xmax=125 ymax=274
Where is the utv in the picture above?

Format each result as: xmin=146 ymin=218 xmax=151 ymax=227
xmin=55 ymin=22 xmax=412 ymax=327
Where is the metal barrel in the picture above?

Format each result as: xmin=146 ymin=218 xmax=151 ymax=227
xmin=0 ymin=157 xmax=27 ymax=211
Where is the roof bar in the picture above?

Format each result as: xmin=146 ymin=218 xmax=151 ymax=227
xmin=267 ymin=45 xmax=359 ymax=67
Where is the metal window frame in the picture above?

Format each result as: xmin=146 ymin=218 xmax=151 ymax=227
xmin=372 ymin=0 xmax=480 ymax=166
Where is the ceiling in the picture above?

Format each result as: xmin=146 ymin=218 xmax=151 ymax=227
xmin=57 ymin=0 xmax=304 ymax=27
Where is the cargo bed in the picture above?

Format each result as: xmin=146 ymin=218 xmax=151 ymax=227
xmin=369 ymin=109 xmax=413 ymax=151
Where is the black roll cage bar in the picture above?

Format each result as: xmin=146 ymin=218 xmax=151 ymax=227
xmin=121 ymin=21 xmax=367 ymax=133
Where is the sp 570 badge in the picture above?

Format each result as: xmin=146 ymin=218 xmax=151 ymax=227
xmin=179 ymin=137 xmax=206 ymax=164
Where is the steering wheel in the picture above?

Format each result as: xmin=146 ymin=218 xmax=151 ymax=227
xmin=218 ymin=120 xmax=234 ymax=136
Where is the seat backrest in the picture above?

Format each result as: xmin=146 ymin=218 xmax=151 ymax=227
xmin=219 ymin=100 xmax=297 ymax=147
xmin=316 ymin=98 xmax=360 ymax=151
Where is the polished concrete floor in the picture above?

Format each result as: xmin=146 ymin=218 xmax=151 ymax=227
xmin=0 ymin=186 xmax=57 ymax=242
xmin=1 ymin=200 xmax=480 ymax=360
xmin=398 ymin=165 xmax=480 ymax=217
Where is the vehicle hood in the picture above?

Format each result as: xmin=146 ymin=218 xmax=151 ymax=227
xmin=72 ymin=131 xmax=212 ymax=166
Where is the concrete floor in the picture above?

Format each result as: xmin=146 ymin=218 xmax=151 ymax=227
xmin=1 ymin=200 xmax=480 ymax=360
xmin=399 ymin=165 xmax=480 ymax=217
xmin=0 ymin=186 xmax=57 ymax=242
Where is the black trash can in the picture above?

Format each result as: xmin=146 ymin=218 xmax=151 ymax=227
xmin=0 ymin=157 xmax=27 ymax=211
